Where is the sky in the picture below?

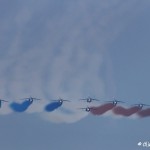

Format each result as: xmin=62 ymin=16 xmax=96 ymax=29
xmin=0 ymin=0 xmax=150 ymax=150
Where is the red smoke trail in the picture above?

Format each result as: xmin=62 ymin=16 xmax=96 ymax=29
xmin=90 ymin=103 xmax=115 ymax=115
xmin=113 ymin=106 xmax=141 ymax=116
xmin=138 ymin=108 xmax=150 ymax=117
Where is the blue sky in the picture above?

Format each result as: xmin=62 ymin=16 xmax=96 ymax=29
xmin=0 ymin=0 xmax=150 ymax=150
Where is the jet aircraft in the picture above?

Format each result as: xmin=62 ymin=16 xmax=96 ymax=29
xmin=80 ymin=97 xmax=100 ymax=103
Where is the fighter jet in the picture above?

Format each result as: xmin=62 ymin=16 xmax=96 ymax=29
xmin=79 ymin=107 xmax=91 ymax=112
xmin=80 ymin=97 xmax=100 ymax=103
xmin=21 ymin=97 xmax=41 ymax=103
xmin=106 ymin=99 xmax=125 ymax=106
xmin=133 ymin=103 xmax=150 ymax=109
xmin=51 ymin=98 xmax=70 ymax=104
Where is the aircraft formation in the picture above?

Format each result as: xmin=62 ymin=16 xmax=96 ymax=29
xmin=0 ymin=96 xmax=150 ymax=118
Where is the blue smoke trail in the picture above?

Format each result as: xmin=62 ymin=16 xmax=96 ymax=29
xmin=44 ymin=101 xmax=62 ymax=112
xmin=10 ymin=100 xmax=33 ymax=112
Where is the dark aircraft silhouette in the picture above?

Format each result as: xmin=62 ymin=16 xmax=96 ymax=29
xmin=21 ymin=97 xmax=41 ymax=103
xmin=106 ymin=99 xmax=125 ymax=106
xmin=79 ymin=107 xmax=91 ymax=112
xmin=80 ymin=97 xmax=100 ymax=103
xmin=133 ymin=103 xmax=150 ymax=109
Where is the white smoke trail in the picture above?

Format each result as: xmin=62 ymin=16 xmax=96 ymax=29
xmin=0 ymin=102 xmax=12 ymax=115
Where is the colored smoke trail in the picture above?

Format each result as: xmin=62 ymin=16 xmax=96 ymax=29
xmin=44 ymin=101 xmax=62 ymax=112
xmin=90 ymin=103 xmax=115 ymax=115
xmin=1 ymin=99 xmax=150 ymax=121
xmin=42 ymin=101 xmax=89 ymax=123
xmin=138 ymin=108 xmax=150 ymax=117
xmin=10 ymin=100 xmax=32 ymax=112
xmin=113 ymin=106 xmax=141 ymax=116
